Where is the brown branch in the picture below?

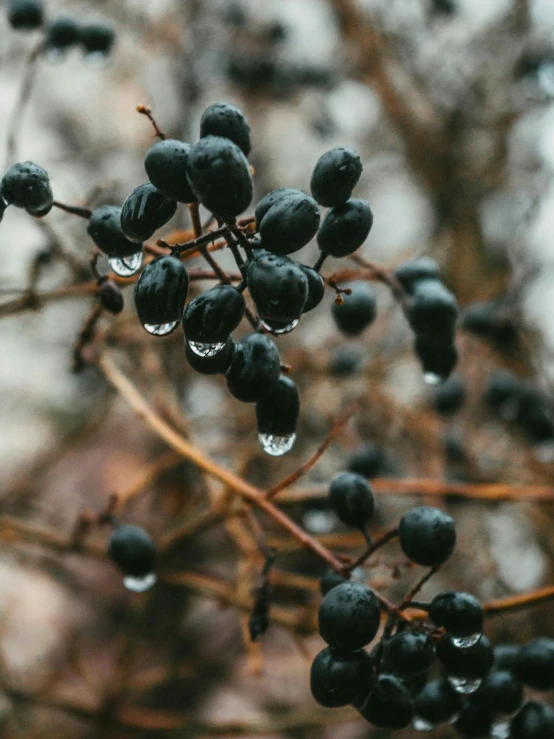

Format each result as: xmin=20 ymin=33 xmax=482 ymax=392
xmin=483 ymin=584 xmax=554 ymax=616
xmin=136 ymin=104 xmax=167 ymax=140
xmin=265 ymin=400 xmax=359 ymax=500
xmin=399 ymin=566 xmax=439 ymax=611
xmin=343 ymin=527 xmax=400 ymax=574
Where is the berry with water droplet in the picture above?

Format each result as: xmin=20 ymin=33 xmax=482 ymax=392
xmin=256 ymin=189 xmax=320 ymax=255
xmin=332 ymin=281 xmax=377 ymax=335
xmin=317 ymin=198 xmax=373 ymax=258
xmin=8 ymin=0 xmax=43 ymax=30
xmin=382 ymin=630 xmax=435 ymax=677
xmin=310 ymin=147 xmax=363 ymax=207
xmin=186 ymin=136 xmax=252 ymax=219
xmin=134 ymin=255 xmax=188 ymax=334
xmin=121 ymin=183 xmax=177 ymax=243
xmin=144 ymin=139 xmax=197 ymax=204
xmin=183 ymin=284 xmax=245 ymax=344
xmin=185 ymin=336 xmax=235 ymax=374
xmin=414 ymin=336 xmax=458 ymax=382
xmin=328 ymin=471 xmax=375 ymax=531
xmin=87 ymin=205 xmax=141 ymax=258
xmin=98 ymin=280 xmax=124 ymax=314
xmin=79 ymin=22 xmax=116 ymax=55
xmin=1 ymin=161 xmax=53 ymax=216
xmin=436 ymin=634 xmax=493 ymax=680
xmin=200 ymin=102 xmax=251 ymax=156
xmin=399 ymin=506 xmax=456 ymax=566
xmin=310 ymin=646 xmax=374 ymax=708
xmin=318 ymin=582 xmax=381 ymax=652
xmin=407 ymin=278 xmax=458 ymax=341
xmin=46 ymin=16 xmax=80 ymax=49
xmin=108 ymin=524 xmax=156 ymax=579
xmin=226 ymin=332 xmax=280 ymax=402
xmin=414 ymin=678 xmax=461 ymax=725
xmin=256 ymin=374 xmax=299 ymax=438
xmin=357 ymin=673 xmax=414 ymax=729
xmin=428 ymin=592 xmax=483 ymax=638
xmin=247 ymin=252 xmax=308 ymax=326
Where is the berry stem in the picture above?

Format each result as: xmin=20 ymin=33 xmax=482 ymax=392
xmin=313 ymin=252 xmax=327 ymax=272
xmin=136 ymin=105 xmax=167 ymax=141
xmin=343 ymin=526 xmax=400 ymax=574
xmin=52 ymin=200 xmax=93 ymax=219
xmin=399 ymin=566 xmax=439 ymax=611
xmin=265 ymin=401 xmax=359 ymax=500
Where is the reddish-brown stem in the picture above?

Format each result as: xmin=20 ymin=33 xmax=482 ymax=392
xmin=136 ymin=105 xmax=167 ymax=140
xmin=344 ymin=527 xmax=400 ymax=574
xmin=265 ymin=401 xmax=359 ymax=500
xmin=399 ymin=566 xmax=439 ymax=611
xmin=73 ymin=304 xmax=103 ymax=372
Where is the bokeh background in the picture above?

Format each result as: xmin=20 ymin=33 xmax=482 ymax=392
xmin=1 ymin=0 xmax=554 ymax=736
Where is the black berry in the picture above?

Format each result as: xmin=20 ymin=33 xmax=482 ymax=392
xmin=310 ymin=147 xmax=363 ymax=207
xmin=299 ymin=264 xmax=325 ymax=313
xmin=317 ymin=199 xmax=373 ymax=258
xmin=8 ymin=0 xmax=43 ymax=30
xmin=120 ymin=183 xmax=177 ymax=243
xmin=516 ymin=638 xmax=554 ymax=691
xmin=318 ymin=582 xmax=381 ymax=652
xmin=257 ymin=189 xmax=320 ymax=256
xmin=225 ymin=333 xmax=280 ymax=402
xmin=319 ymin=568 xmax=347 ymax=596
xmin=46 ymin=16 xmax=80 ymax=49
xmin=328 ymin=471 xmax=375 ymax=531
xmin=428 ymin=591 xmax=483 ymax=638
xmin=98 ymin=280 xmax=124 ymax=315
xmin=394 ymin=258 xmax=441 ymax=294
xmin=332 ymin=281 xmax=377 ymax=335
xmin=414 ymin=678 xmax=462 ymax=725
xmin=144 ymin=139 xmax=196 ymax=204
xmin=255 ymin=375 xmax=300 ymax=436
xmin=510 ymin=701 xmax=554 ymax=739
xmin=382 ymin=630 xmax=435 ymax=677
xmin=399 ymin=506 xmax=456 ymax=567
xmin=247 ymin=252 xmax=308 ymax=326
xmin=436 ymin=633 xmax=494 ymax=679
xmin=310 ymin=647 xmax=373 ymax=708
xmin=414 ymin=336 xmax=458 ymax=381
xmin=133 ymin=255 xmax=189 ymax=334
xmin=186 ymin=135 xmax=253 ymax=219
xmin=200 ymin=102 xmax=251 ymax=156
xmin=79 ymin=23 xmax=116 ymax=55
xmin=347 ymin=443 xmax=386 ymax=479
xmin=406 ymin=278 xmax=458 ymax=340
xmin=108 ymin=524 xmax=156 ymax=578
xmin=432 ymin=375 xmax=466 ymax=415
xmin=183 ymin=285 xmax=245 ymax=344
xmin=87 ymin=205 xmax=141 ymax=258
xmin=1 ymin=161 xmax=53 ymax=216
xmin=473 ymin=669 xmax=524 ymax=715
xmin=357 ymin=673 xmax=414 ymax=730
xmin=185 ymin=336 xmax=235 ymax=375
xmin=453 ymin=701 xmax=494 ymax=738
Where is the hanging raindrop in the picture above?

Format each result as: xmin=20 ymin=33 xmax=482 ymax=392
xmin=423 ymin=372 xmax=442 ymax=386
xmin=45 ymin=48 xmax=66 ymax=64
xmin=123 ymin=573 xmax=157 ymax=592
xmin=261 ymin=319 xmax=299 ymax=335
xmin=452 ymin=633 xmax=482 ymax=649
xmin=491 ymin=720 xmax=510 ymax=739
xmin=447 ymin=676 xmax=482 ymax=695
xmin=187 ymin=340 xmax=226 ymax=358
xmin=109 ymin=251 xmax=143 ymax=278
xmin=413 ymin=717 xmax=435 ymax=732
xmin=258 ymin=432 xmax=296 ymax=457
xmin=143 ymin=320 xmax=180 ymax=337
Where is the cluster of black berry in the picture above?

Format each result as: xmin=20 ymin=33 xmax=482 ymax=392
xmin=311 ymin=491 xmax=554 ymax=736
xmin=7 ymin=0 xmax=115 ymax=62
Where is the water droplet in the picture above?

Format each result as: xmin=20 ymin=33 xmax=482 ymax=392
xmin=491 ymin=720 xmax=510 ymax=739
xmin=413 ymin=717 xmax=435 ymax=732
xmin=452 ymin=633 xmax=482 ymax=649
xmin=258 ymin=432 xmax=296 ymax=457
xmin=534 ymin=440 xmax=554 ymax=463
xmin=45 ymin=47 xmax=66 ymax=64
xmin=187 ymin=340 xmax=226 ymax=358
xmin=143 ymin=320 xmax=180 ymax=336
xmin=447 ymin=676 xmax=482 ymax=695
xmin=123 ymin=572 xmax=157 ymax=592
xmin=109 ymin=251 xmax=143 ymax=277
xmin=85 ymin=51 xmax=109 ymax=68
xmin=423 ymin=372 xmax=442 ymax=386
xmin=302 ymin=508 xmax=337 ymax=535
xmin=261 ymin=319 xmax=299 ymax=335
xmin=448 ymin=713 xmax=461 ymax=725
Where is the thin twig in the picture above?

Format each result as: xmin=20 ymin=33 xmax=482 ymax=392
xmin=343 ymin=527 xmax=400 ymax=574
xmin=136 ymin=104 xmax=167 ymax=140
xmin=5 ymin=40 xmax=44 ymax=166
xmin=52 ymin=200 xmax=93 ymax=219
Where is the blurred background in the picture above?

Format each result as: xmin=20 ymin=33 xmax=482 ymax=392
xmin=1 ymin=0 xmax=554 ymax=736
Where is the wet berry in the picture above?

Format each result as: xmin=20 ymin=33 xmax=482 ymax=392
xmin=133 ymin=255 xmax=189 ymax=333
xmin=247 ymin=252 xmax=308 ymax=326
xmin=200 ymin=102 xmax=251 ymax=156
xmin=255 ymin=374 xmax=299 ymax=437
xmin=108 ymin=524 xmax=156 ymax=578
xmin=399 ymin=506 xmax=456 ymax=566
xmin=144 ymin=139 xmax=196 ymax=204
xmin=436 ymin=634 xmax=494 ymax=679
xmin=46 ymin=16 xmax=80 ymax=49
xmin=414 ymin=678 xmax=462 ymax=725
xmin=256 ymin=189 xmax=320 ymax=256
xmin=319 ymin=568 xmax=347 ymax=596
xmin=79 ymin=22 xmax=116 ymax=55
xmin=318 ymin=582 xmax=381 ymax=652
xmin=428 ymin=591 xmax=483 ymax=638
xmin=516 ymin=638 xmax=554 ymax=691
xmin=120 ymin=183 xmax=177 ymax=243
xmin=299 ymin=264 xmax=325 ymax=312
xmin=328 ymin=471 xmax=375 ymax=531
xmin=357 ymin=673 xmax=414 ymax=729
xmin=183 ymin=285 xmax=245 ymax=343
xmin=87 ymin=205 xmax=141 ymax=258
xmin=1 ymin=161 xmax=53 ymax=216
xmin=185 ymin=336 xmax=235 ymax=375
xmin=225 ymin=333 xmax=280 ymax=402
xmin=382 ymin=630 xmax=435 ymax=677
xmin=310 ymin=147 xmax=363 ymax=207
xmin=394 ymin=258 xmax=441 ymax=294
xmin=510 ymin=701 xmax=554 ymax=739
xmin=317 ymin=198 xmax=373 ymax=258
xmin=8 ymin=0 xmax=43 ymax=30
xmin=310 ymin=647 xmax=373 ymax=708
xmin=98 ymin=280 xmax=124 ymax=315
